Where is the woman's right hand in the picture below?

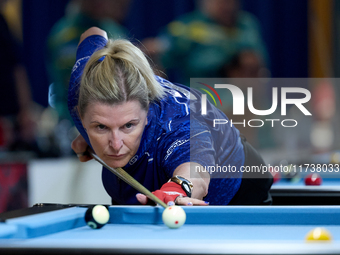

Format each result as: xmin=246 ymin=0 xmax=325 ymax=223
xmin=71 ymin=134 xmax=93 ymax=162
xmin=78 ymin=27 xmax=108 ymax=45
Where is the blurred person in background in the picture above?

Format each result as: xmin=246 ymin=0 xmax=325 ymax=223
xmin=143 ymin=0 xmax=268 ymax=85
xmin=0 ymin=0 xmax=36 ymax=152
xmin=221 ymin=50 xmax=266 ymax=79
xmin=46 ymin=0 xmax=131 ymax=122
xmin=219 ymin=50 xmax=269 ymax=148
xmin=46 ymin=0 xmax=131 ymax=156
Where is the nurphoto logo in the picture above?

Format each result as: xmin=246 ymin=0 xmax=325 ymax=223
xmin=197 ymin=81 xmax=312 ymax=128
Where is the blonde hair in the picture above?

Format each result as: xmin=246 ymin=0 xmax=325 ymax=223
xmin=78 ymin=39 xmax=165 ymax=118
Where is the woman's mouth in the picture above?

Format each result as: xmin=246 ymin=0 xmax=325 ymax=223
xmin=107 ymin=154 xmax=126 ymax=159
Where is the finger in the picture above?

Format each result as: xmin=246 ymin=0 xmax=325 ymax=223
xmin=175 ymin=197 xmax=209 ymax=206
xmin=167 ymin=201 xmax=175 ymax=206
xmin=164 ymin=195 xmax=176 ymax=205
xmin=77 ymin=153 xmax=93 ymax=162
xmin=72 ymin=135 xmax=93 ymax=162
xmin=136 ymin=193 xmax=148 ymax=205
xmin=71 ymin=134 xmax=88 ymax=153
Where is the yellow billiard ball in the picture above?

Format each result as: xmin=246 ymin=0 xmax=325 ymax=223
xmin=305 ymin=227 xmax=332 ymax=242
xmin=330 ymin=152 xmax=340 ymax=164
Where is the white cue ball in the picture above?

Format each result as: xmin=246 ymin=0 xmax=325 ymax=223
xmin=92 ymin=205 xmax=110 ymax=224
xmin=162 ymin=205 xmax=186 ymax=229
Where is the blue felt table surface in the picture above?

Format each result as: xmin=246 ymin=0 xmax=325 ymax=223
xmin=1 ymin=206 xmax=340 ymax=238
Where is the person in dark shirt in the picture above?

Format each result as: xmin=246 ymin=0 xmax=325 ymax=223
xmin=69 ymin=27 xmax=272 ymax=206
xmin=0 ymin=4 xmax=34 ymax=151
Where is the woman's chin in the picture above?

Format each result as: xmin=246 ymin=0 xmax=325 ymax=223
xmin=104 ymin=157 xmax=129 ymax=169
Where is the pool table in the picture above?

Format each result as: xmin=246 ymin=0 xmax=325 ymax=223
xmin=1 ymin=204 xmax=340 ymax=254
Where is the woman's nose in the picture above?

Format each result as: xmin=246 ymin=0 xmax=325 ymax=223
xmin=109 ymin=132 xmax=123 ymax=152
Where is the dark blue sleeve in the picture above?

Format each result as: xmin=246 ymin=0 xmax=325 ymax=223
xmin=67 ymin=35 xmax=108 ymax=145
xmin=157 ymin=123 xmax=190 ymax=178
xmin=190 ymin=116 xmax=218 ymax=164
xmin=158 ymin=119 xmax=216 ymax=178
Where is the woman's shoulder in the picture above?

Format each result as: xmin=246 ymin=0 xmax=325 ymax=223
xmin=155 ymin=76 xmax=192 ymax=99
xmin=153 ymin=77 xmax=190 ymax=124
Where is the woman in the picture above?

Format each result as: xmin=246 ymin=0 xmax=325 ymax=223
xmin=69 ymin=27 xmax=272 ymax=206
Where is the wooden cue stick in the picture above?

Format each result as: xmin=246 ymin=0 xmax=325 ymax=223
xmin=87 ymin=148 xmax=167 ymax=208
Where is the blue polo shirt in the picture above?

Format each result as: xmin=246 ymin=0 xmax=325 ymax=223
xmin=68 ymin=35 xmax=245 ymax=205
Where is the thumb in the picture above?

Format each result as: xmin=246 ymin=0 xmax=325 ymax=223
xmin=164 ymin=195 xmax=176 ymax=205
xmin=136 ymin=193 xmax=148 ymax=205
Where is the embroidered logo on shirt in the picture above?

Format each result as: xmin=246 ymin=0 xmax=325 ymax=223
xmin=164 ymin=191 xmax=183 ymax=196
xmin=129 ymin=155 xmax=138 ymax=165
xmin=71 ymin=56 xmax=90 ymax=73
xmin=164 ymin=139 xmax=189 ymax=161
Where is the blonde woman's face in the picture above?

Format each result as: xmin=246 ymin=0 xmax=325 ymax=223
xmin=82 ymin=101 xmax=148 ymax=168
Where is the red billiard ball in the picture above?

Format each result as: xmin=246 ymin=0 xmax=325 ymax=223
xmin=269 ymin=168 xmax=281 ymax=183
xmin=304 ymin=173 xmax=322 ymax=186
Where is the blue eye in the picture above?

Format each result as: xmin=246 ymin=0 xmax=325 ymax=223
xmin=125 ymin=123 xmax=133 ymax=129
